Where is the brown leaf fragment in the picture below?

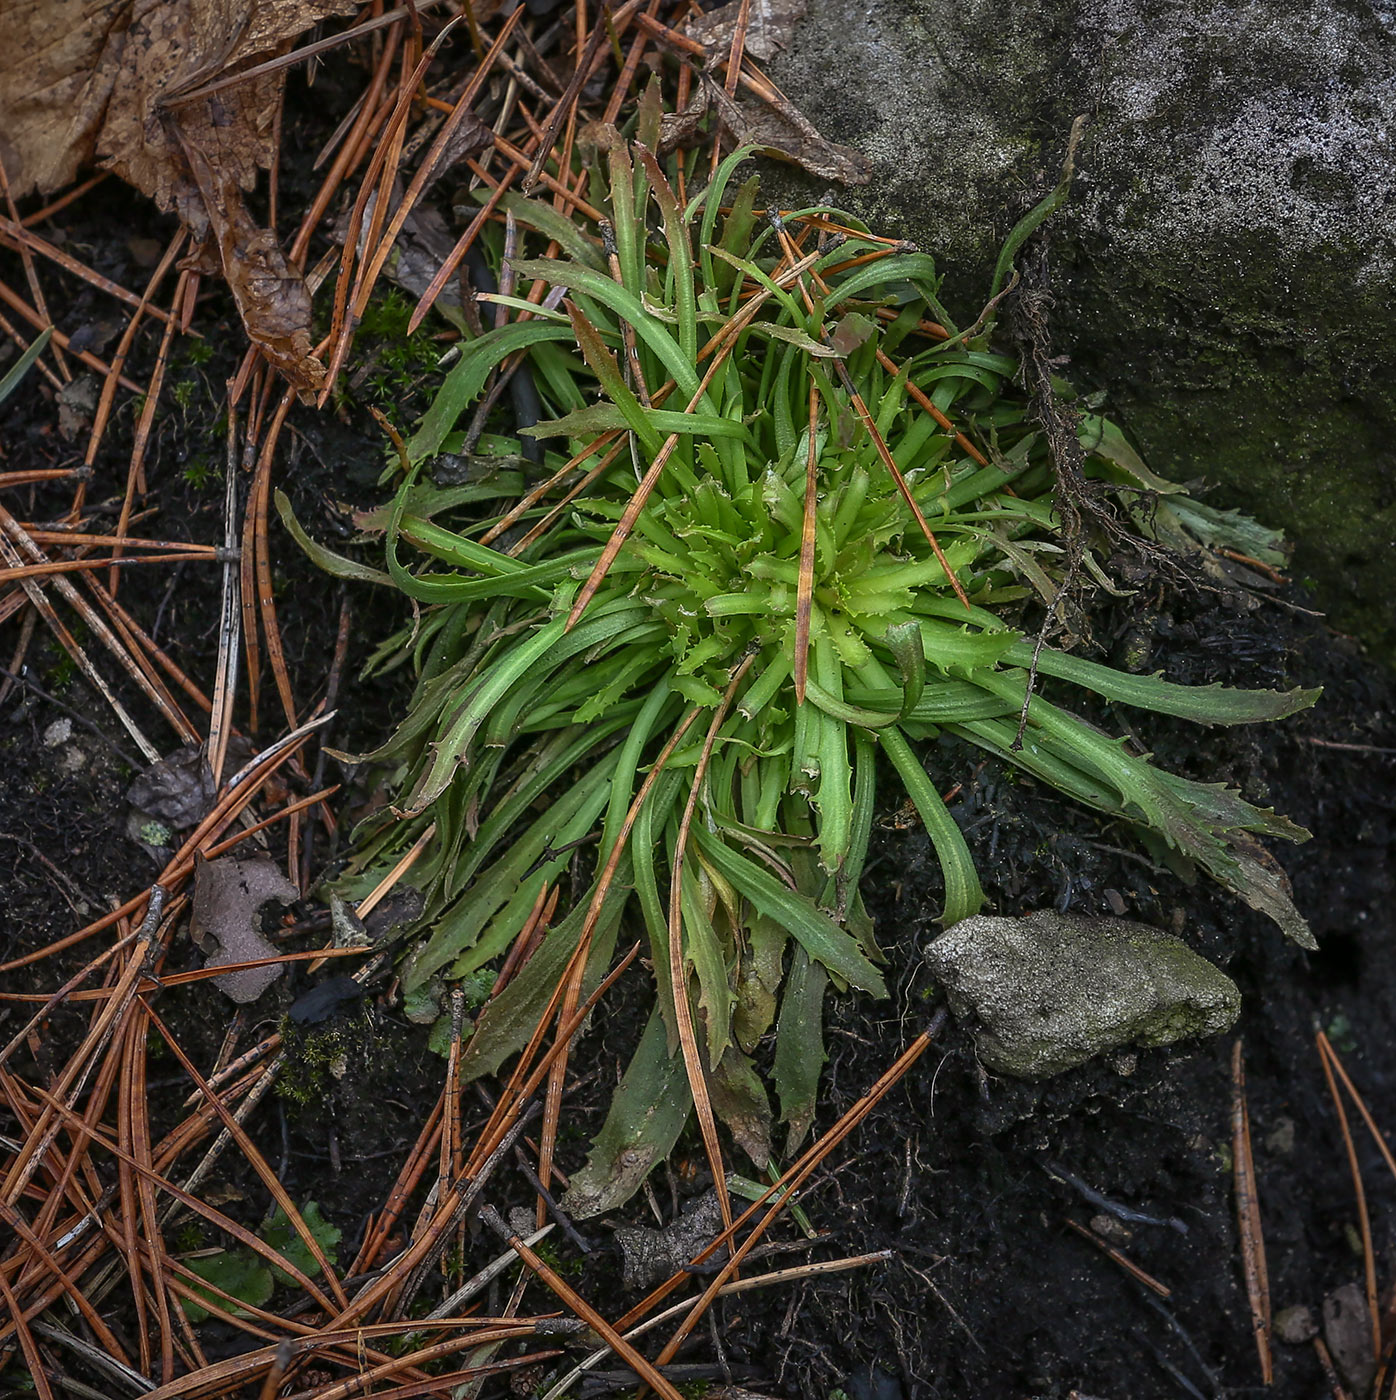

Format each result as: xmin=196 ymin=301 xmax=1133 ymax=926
xmin=128 ymin=739 xmax=250 ymax=830
xmin=1323 ymin=1282 xmax=1377 ymax=1396
xmin=191 ymin=852 xmax=298 ymax=1004
xmin=704 ymin=75 xmax=871 ymax=185
xmin=0 ymin=0 xmax=357 ymax=391
xmin=659 ymin=85 xmax=714 ymax=153
xmin=685 ymin=0 xmax=807 ymax=64
xmin=56 ymin=374 xmax=99 ymax=440
xmin=0 ymin=0 xmax=126 ymax=198
xmin=185 ymin=149 xmax=326 ymax=392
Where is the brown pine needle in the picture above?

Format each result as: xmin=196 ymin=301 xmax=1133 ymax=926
xmin=875 ymin=346 xmax=989 ymax=466
xmin=1317 ymin=1031 xmax=1383 ymax=1365
xmin=0 ymin=550 xmax=218 ymax=583
xmin=667 ymin=656 xmax=756 ymax=1235
xmin=648 ymin=1009 xmax=948 ymax=1360
xmin=480 ymin=1205 xmax=685 ymax=1400
xmin=1231 ymin=1038 xmax=1273 ymax=1385
xmin=771 ymin=216 xmax=973 ymax=614
xmin=1062 ymin=1216 xmax=1171 ymax=1297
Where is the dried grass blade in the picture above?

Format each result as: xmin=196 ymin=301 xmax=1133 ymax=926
xmin=1231 ymin=1038 xmax=1273 ymax=1385
xmin=667 ymin=658 xmax=756 ymax=1234
xmin=249 ymin=390 xmax=299 ymax=732
xmin=409 ymin=163 xmax=518 ymax=333
xmin=209 ymin=396 xmax=243 ymax=782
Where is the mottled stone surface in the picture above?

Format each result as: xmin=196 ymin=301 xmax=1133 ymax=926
xmin=924 ymin=910 xmax=1241 ymax=1077
xmin=767 ymin=0 xmax=1396 ymax=654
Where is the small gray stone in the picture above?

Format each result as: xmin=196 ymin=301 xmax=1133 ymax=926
xmin=924 ymin=910 xmax=1240 ymax=1079
xmin=1323 ymin=1283 xmax=1377 ymax=1394
xmin=1274 ymin=1304 xmax=1317 ymax=1344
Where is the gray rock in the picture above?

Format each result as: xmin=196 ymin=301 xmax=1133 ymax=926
xmin=1323 ymin=1282 xmax=1377 ymax=1394
xmin=924 ymin=910 xmax=1240 ymax=1078
xmin=1274 ymin=1303 xmax=1318 ymax=1345
xmin=767 ymin=0 xmax=1396 ymax=652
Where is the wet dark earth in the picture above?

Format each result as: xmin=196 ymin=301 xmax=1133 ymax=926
xmin=3 ymin=108 xmax=1395 ymax=1400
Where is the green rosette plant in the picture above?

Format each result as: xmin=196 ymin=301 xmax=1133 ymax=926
xmin=285 ymin=112 xmax=1317 ymax=1214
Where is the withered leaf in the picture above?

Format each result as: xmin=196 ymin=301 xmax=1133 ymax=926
xmin=705 ymin=76 xmax=871 ymax=186
xmin=191 ymin=852 xmax=298 ymax=1003
xmin=128 ymin=739 xmax=251 ymax=831
xmin=613 ymin=1190 xmax=728 ymax=1291
xmin=0 ymin=0 xmax=359 ymax=393
xmin=185 ymin=149 xmax=326 ymax=392
xmin=685 ymin=0 xmax=807 ymax=64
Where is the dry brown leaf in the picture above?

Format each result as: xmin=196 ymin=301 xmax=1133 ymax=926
xmin=704 ymin=75 xmax=871 ymax=186
xmin=685 ymin=0 xmax=807 ymax=64
xmin=0 ymin=0 xmax=359 ymax=392
xmin=190 ymin=852 xmax=298 ymax=1003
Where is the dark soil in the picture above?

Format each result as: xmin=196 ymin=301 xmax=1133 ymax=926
xmin=3 ymin=59 xmax=1395 ymax=1400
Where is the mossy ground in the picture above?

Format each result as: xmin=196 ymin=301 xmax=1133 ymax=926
xmin=765 ymin=0 xmax=1396 ymax=658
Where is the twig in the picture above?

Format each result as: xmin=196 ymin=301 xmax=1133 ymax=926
xmin=1062 ymin=1217 xmax=1171 ymax=1298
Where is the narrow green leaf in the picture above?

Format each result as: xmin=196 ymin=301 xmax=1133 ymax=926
xmin=408 ymin=322 xmax=576 ymax=462
xmin=878 ymin=725 xmax=984 ymax=925
xmin=0 ymin=326 xmax=53 ymax=405
xmin=773 ymin=946 xmax=827 ymax=1154
xmin=694 ymin=829 xmax=886 ymax=996
xmin=275 ymin=490 xmax=391 ymax=585
xmin=560 ymin=1006 xmax=692 ymax=1220
xmin=1002 ymin=641 xmax=1321 ymax=725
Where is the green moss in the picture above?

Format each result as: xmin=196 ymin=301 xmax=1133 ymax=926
xmin=1058 ymin=235 xmax=1396 ymax=657
xmin=276 ymin=1009 xmax=378 ymax=1107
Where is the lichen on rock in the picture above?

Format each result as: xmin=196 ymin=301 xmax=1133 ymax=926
xmin=924 ymin=910 xmax=1241 ymax=1078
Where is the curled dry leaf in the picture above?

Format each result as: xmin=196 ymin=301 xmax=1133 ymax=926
xmin=191 ymin=852 xmax=298 ymax=1003
xmin=0 ymin=0 xmax=360 ymax=393
xmin=660 ymin=72 xmax=871 ymax=186
xmin=685 ymin=0 xmax=807 ymax=64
